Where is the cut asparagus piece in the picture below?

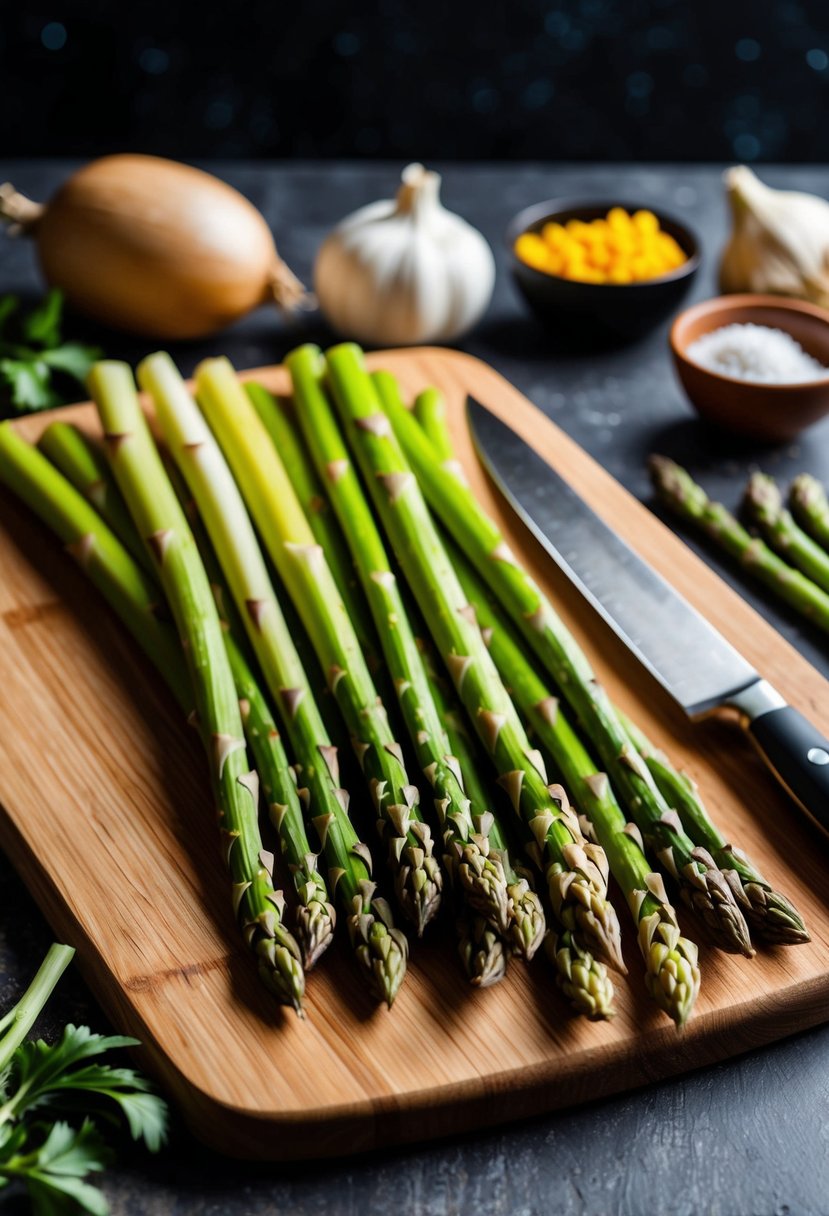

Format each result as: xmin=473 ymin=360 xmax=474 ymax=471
xmin=286 ymin=344 xmax=510 ymax=935
xmin=5 ymin=400 xmax=307 ymax=1013
xmin=194 ymin=356 xmax=440 ymax=935
xmin=245 ymin=382 xmax=378 ymax=660
xmin=451 ymin=545 xmax=700 ymax=1025
xmin=137 ymin=352 xmax=407 ymax=1004
xmin=790 ymin=473 xmax=829 ymax=552
xmin=618 ymin=711 xmax=809 ymax=947
xmin=418 ymin=636 xmax=546 ymax=962
xmin=650 ymin=455 xmax=829 ymax=634
xmin=326 ymin=344 xmax=624 ymax=985
xmin=33 ymin=419 xmax=335 ymax=969
xmin=745 ymin=472 xmax=829 ymax=595
xmin=38 ymin=421 xmax=153 ymax=573
xmin=372 ymin=375 xmax=753 ymax=958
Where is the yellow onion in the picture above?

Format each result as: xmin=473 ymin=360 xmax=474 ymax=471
xmin=0 ymin=154 xmax=306 ymax=339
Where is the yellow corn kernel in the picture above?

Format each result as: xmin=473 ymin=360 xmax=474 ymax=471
xmin=632 ymin=209 xmax=659 ymax=235
xmin=607 ymin=265 xmax=634 ymax=284
xmin=515 ymin=233 xmax=550 ymax=270
xmin=587 ymin=244 xmax=612 ymax=270
xmin=542 ymin=222 xmax=567 ymax=247
xmin=607 ymin=207 xmax=632 ymax=233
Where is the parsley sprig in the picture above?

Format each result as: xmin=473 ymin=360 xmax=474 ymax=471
xmin=0 ymin=290 xmax=101 ymax=415
xmin=0 ymin=945 xmax=167 ymax=1214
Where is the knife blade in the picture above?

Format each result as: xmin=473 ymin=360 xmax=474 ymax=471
xmin=467 ymin=395 xmax=829 ymax=836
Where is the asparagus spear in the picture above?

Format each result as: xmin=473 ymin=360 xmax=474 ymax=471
xmin=451 ymin=544 xmax=700 ymax=1025
xmin=790 ymin=473 xmax=829 ymax=552
xmin=456 ymin=912 xmax=508 ymax=988
xmin=245 ymin=382 xmax=378 ymax=659
xmin=326 ymin=344 xmax=624 ymax=987
xmin=194 ymin=356 xmax=441 ymax=936
xmin=1 ymin=409 xmax=307 ymax=1012
xmin=285 ymin=345 xmax=511 ymax=935
xmin=34 ymin=411 xmax=336 ymax=968
xmin=137 ymin=352 xmax=407 ymax=1004
xmin=371 ymin=375 xmax=752 ymax=957
xmin=650 ymin=455 xmax=829 ymax=634
xmin=618 ymin=712 xmax=808 ymax=946
xmin=413 ymin=388 xmax=453 ymax=461
xmin=38 ymin=421 xmax=153 ymax=573
xmin=418 ymin=637 xmax=547 ymax=961
xmin=744 ymin=472 xmax=829 ymax=595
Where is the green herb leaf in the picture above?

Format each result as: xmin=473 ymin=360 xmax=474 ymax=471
xmin=23 ymin=289 xmax=64 ymax=348
xmin=0 ymin=358 xmax=59 ymax=410
xmin=0 ymin=1119 xmax=111 ymax=1216
xmin=42 ymin=343 xmax=101 ymax=383
xmin=0 ymin=292 xmax=102 ymax=416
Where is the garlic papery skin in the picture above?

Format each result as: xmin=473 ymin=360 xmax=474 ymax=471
xmin=314 ymin=163 xmax=495 ymax=346
xmin=720 ymin=165 xmax=829 ymax=308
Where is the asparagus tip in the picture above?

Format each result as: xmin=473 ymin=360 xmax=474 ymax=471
xmin=505 ymin=880 xmax=547 ymax=962
xmin=639 ymin=912 xmax=701 ymax=1029
xmin=680 ymin=857 xmax=755 ymax=958
xmin=295 ymin=899 xmax=337 ymax=971
xmin=455 ymin=845 xmax=512 ymax=937
xmin=546 ymin=930 xmax=616 ymax=1021
xmin=350 ymin=895 xmax=409 ymax=1007
xmin=457 ymin=915 xmax=508 ymax=988
xmin=744 ymin=471 xmax=784 ymax=523
xmin=731 ymin=875 xmax=810 ymax=946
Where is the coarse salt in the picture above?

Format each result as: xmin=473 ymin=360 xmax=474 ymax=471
xmin=686 ymin=322 xmax=829 ymax=384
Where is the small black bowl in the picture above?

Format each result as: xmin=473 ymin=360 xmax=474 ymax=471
xmin=506 ymin=198 xmax=700 ymax=347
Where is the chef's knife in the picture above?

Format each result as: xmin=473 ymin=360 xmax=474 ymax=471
xmin=467 ymin=396 xmax=829 ymax=837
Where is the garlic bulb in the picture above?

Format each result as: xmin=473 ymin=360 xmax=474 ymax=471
xmin=720 ymin=165 xmax=829 ymax=307
xmin=314 ymin=163 xmax=495 ymax=346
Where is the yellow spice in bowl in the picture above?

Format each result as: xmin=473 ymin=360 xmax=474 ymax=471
xmin=514 ymin=208 xmax=688 ymax=284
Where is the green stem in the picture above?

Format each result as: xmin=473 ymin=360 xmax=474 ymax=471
xmin=194 ymin=355 xmax=439 ymax=937
xmin=0 ymin=945 xmax=75 ymax=1076
xmin=744 ymin=472 xmax=829 ymax=595
xmin=87 ymin=361 xmax=305 ymax=1013
xmin=326 ymin=343 xmax=624 ymax=995
xmin=413 ymin=388 xmax=453 ymax=461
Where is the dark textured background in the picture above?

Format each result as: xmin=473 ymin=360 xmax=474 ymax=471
xmin=1 ymin=159 xmax=829 ymax=1214
xmin=4 ymin=0 xmax=829 ymax=161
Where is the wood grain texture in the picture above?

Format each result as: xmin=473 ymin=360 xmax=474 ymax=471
xmin=0 ymin=348 xmax=827 ymax=1161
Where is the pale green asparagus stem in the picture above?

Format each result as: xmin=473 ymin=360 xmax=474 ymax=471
xmin=0 ymin=945 xmax=75 ymax=1067
xmin=413 ymin=388 xmax=454 ymax=461
xmin=326 ymin=344 xmax=624 ymax=990
xmin=245 ymin=382 xmax=379 ymax=660
xmin=451 ymin=546 xmax=700 ymax=1025
xmin=194 ymin=356 xmax=440 ymax=935
xmin=137 ymin=352 xmax=406 ymax=1003
xmin=373 ymin=376 xmax=752 ymax=958
xmin=35 ymin=413 xmax=336 ymax=969
xmin=86 ymin=361 xmax=306 ymax=1013
xmin=745 ymin=472 xmax=829 ymax=595
xmin=286 ymin=345 xmax=510 ymax=935
xmin=650 ymin=455 xmax=829 ymax=634
xmin=619 ymin=711 xmax=809 ymax=947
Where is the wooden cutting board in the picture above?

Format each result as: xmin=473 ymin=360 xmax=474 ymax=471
xmin=0 ymin=348 xmax=827 ymax=1161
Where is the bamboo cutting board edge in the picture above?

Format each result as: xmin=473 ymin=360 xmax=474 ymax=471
xmin=0 ymin=346 xmax=827 ymax=1161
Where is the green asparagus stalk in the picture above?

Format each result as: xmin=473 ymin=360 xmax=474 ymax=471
xmin=245 ymin=382 xmax=378 ymax=660
xmin=285 ymin=345 xmax=511 ymax=935
xmin=137 ymin=352 xmax=406 ymax=1004
xmin=34 ymin=411 xmax=336 ymax=969
xmin=790 ymin=474 xmax=829 ymax=552
xmin=618 ymin=711 xmax=808 ymax=947
xmin=326 ymin=344 xmax=625 ymax=987
xmin=744 ymin=472 xmax=829 ymax=595
xmin=1 ymin=409 xmax=307 ymax=1012
xmin=650 ymin=455 xmax=829 ymax=634
xmin=413 ymin=388 xmax=453 ymax=461
xmin=194 ymin=356 xmax=441 ymax=935
xmin=38 ymin=421 xmax=153 ymax=573
xmin=450 ymin=545 xmax=700 ymax=1025
xmin=372 ymin=375 xmax=752 ymax=957
xmin=418 ymin=639 xmax=547 ymax=962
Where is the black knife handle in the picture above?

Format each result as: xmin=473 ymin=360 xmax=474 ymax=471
xmin=747 ymin=705 xmax=829 ymax=838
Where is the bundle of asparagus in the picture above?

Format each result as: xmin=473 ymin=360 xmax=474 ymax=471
xmin=0 ymin=346 xmax=809 ymax=1034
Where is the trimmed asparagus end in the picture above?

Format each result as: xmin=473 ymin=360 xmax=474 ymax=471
xmin=679 ymin=856 xmax=755 ymax=957
xmin=295 ymin=895 xmax=337 ymax=971
xmin=457 ymin=915 xmax=508 ymax=988
xmin=505 ymin=878 xmax=547 ymax=961
xmin=546 ymin=930 xmax=615 ymax=1021
xmin=638 ymin=911 xmax=701 ymax=1029
xmin=455 ymin=842 xmax=511 ymax=935
xmin=348 ymin=886 xmax=409 ymax=1008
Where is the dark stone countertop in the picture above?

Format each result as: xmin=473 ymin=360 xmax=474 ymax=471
xmin=1 ymin=160 xmax=828 ymax=1215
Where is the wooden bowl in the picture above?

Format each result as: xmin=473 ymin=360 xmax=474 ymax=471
xmin=506 ymin=198 xmax=700 ymax=346
xmin=670 ymin=295 xmax=829 ymax=441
